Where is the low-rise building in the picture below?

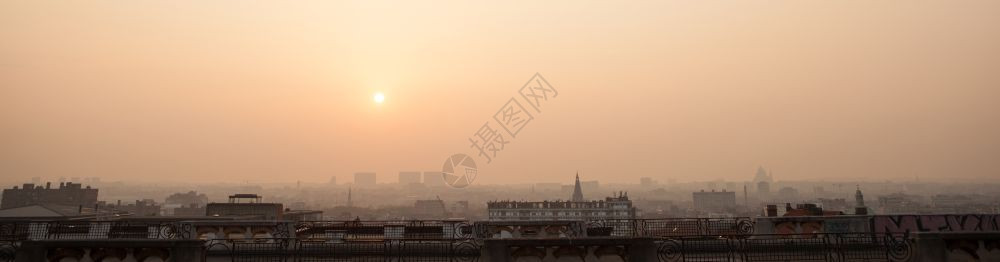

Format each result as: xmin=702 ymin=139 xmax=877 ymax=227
xmin=487 ymin=192 xmax=636 ymax=221
xmin=692 ymin=190 xmax=736 ymax=213
xmin=414 ymin=199 xmax=448 ymax=219
xmin=285 ymin=210 xmax=324 ymax=221
xmin=113 ymin=199 xmax=162 ymax=216
xmin=1 ymin=182 xmax=98 ymax=209
xmin=205 ymin=194 xmax=283 ymax=220
xmin=173 ymin=203 xmax=207 ymax=217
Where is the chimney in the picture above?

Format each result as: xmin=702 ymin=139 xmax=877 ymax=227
xmin=46 ymin=182 xmax=51 ymax=189
xmin=78 ymin=205 xmax=83 ymax=214
xmin=766 ymin=205 xmax=778 ymax=217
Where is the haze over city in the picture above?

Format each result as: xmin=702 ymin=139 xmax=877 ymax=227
xmin=3 ymin=1 xmax=999 ymax=185
xmin=5 ymin=2 xmax=1000 ymax=262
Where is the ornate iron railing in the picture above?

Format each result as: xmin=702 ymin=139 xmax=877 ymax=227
xmin=205 ymin=238 xmax=482 ymax=262
xmin=0 ymin=220 xmax=182 ymax=240
xmin=0 ymin=240 xmax=16 ymax=262
xmin=294 ymin=220 xmax=473 ymax=240
xmin=0 ymin=219 xmax=917 ymax=262
xmin=587 ymin=218 xmax=755 ymax=237
xmin=1 ymin=218 xmax=755 ymax=241
xmin=656 ymin=233 xmax=912 ymax=262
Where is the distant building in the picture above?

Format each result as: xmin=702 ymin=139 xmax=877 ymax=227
xmin=757 ymin=181 xmax=771 ymax=196
xmin=878 ymin=193 xmax=925 ymax=214
xmin=780 ymin=203 xmax=844 ymax=217
xmin=205 ymin=194 xmax=283 ymax=220
xmin=354 ymin=172 xmax=376 ymax=187
xmin=422 ymin=171 xmax=444 ymax=187
xmin=854 ymin=186 xmax=869 ymax=215
xmin=818 ymin=198 xmax=850 ymax=213
xmin=164 ymin=191 xmax=209 ymax=206
xmin=491 ymin=175 xmax=635 ymax=221
xmin=113 ymin=199 xmax=162 ymax=216
xmin=173 ymin=204 xmax=206 ymax=217
xmin=414 ymin=199 xmax=448 ymax=219
xmin=398 ymin=172 xmax=422 ymax=185
xmin=752 ymin=166 xmax=773 ymax=184
xmin=692 ymin=190 xmax=737 ymax=212
xmin=328 ymin=176 xmax=337 ymax=185
xmin=488 ymin=192 xmax=636 ymax=221
xmin=752 ymin=166 xmax=774 ymax=196
xmin=284 ymin=210 xmax=324 ymax=221
xmin=776 ymin=187 xmax=800 ymax=201
xmin=1 ymin=182 xmax=98 ymax=209
xmin=634 ymin=199 xmax=679 ymax=218
xmin=346 ymin=187 xmax=353 ymax=207
xmin=0 ymin=204 xmax=119 ymax=220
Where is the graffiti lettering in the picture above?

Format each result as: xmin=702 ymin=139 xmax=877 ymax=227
xmin=872 ymin=214 xmax=1000 ymax=235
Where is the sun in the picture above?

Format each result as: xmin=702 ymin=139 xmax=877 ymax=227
xmin=373 ymin=92 xmax=385 ymax=104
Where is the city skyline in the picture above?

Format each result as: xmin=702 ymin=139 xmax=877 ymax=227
xmin=3 ymin=2 xmax=999 ymax=261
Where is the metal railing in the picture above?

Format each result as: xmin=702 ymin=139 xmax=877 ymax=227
xmin=0 ymin=220 xmax=181 ymax=240
xmin=587 ymin=218 xmax=755 ymax=237
xmin=294 ymin=220 xmax=473 ymax=241
xmin=1 ymin=218 xmax=756 ymax=241
xmin=656 ymin=233 xmax=912 ymax=262
xmin=0 ymin=240 xmax=16 ymax=262
xmin=206 ymin=238 xmax=482 ymax=262
xmin=0 ymin=219 xmax=916 ymax=262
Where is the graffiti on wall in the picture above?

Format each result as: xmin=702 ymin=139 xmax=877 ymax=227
xmin=774 ymin=220 xmax=824 ymax=234
xmin=872 ymin=214 xmax=1000 ymax=235
xmin=824 ymin=220 xmax=851 ymax=233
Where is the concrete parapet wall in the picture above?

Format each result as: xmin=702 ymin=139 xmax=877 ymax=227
xmin=755 ymin=215 xmax=871 ymax=234
xmin=909 ymin=232 xmax=1000 ymax=262
xmin=15 ymin=239 xmax=205 ymax=262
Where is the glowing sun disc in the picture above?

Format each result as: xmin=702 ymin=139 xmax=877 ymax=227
xmin=374 ymin=92 xmax=385 ymax=104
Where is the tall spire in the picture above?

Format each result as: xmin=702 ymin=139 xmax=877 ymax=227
xmin=854 ymin=185 xmax=865 ymax=207
xmin=347 ymin=186 xmax=353 ymax=207
xmin=572 ymin=172 xmax=584 ymax=202
xmin=854 ymin=185 xmax=868 ymax=215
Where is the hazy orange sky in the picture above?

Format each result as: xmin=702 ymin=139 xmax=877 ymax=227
xmin=2 ymin=1 xmax=998 ymax=184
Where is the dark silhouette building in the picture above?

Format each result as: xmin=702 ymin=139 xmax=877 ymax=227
xmin=571 ymin=173 xmax=584 ymax=202
xmin=173 ymin=203 xmax=207 ymax=216
xmin=1 ymin=182 xmax=98 ymax=209
xmin=854 ymin=186 xmax=869 ymax=215
xmin=112 ymin=199 xmax=162 ymax=216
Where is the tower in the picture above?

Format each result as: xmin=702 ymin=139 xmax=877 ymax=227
xmin=571 ymin=172 xmax=584 ymax=202
xmin=743 ymin=184 xmax=749 ymax=213
xmin=347 ymin=187 xmax=353 ymax=207
xmin=854 ymin=185 xmax=868 ymax=215
xmin=753 ymin=166 xmax=773 ymax=184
